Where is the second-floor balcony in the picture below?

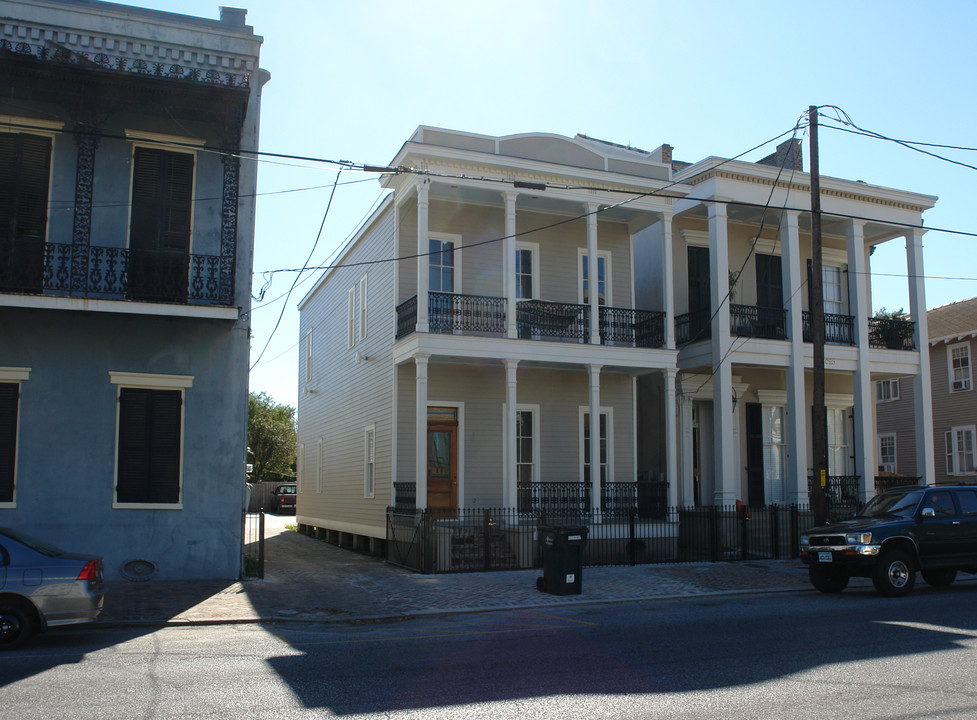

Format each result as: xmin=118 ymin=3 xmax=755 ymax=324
xmin=676 ymin=304 xmax=788 ymax=345
xmin=0 ymin=239 xmax=230 ymax=307
xmin=395 ymin=292 xmax=666 ymax=349
xmin=802 ymin=311 xmax=855 ymax=346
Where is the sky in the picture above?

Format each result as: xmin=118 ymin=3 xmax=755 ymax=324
xmin=126 ymin=0 xmax=977 ymax=409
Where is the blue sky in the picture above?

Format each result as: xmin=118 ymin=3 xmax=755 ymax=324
xmin=128 ymin=0 xmax=977 ymax=408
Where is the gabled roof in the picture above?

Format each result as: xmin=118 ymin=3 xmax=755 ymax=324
xmin=928 ymin=296 xmax=977 ymax=345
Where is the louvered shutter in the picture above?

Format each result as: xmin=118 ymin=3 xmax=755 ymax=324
xmin=117 ymin=388 xmax=182 ymax=503
xmin=0 ymin=383 xmax=18 ymax=503
xmin=129 ymin=148 xmax=193 ymax=253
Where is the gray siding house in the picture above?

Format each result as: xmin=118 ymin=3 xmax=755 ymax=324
xmin=0 ymin=0 xmax=267 ymax=580
xmin=876 ymin=297 xmax=977 ymax=484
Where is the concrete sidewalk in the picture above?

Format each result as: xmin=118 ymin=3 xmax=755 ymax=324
xmin=98 ymin=514 xmax=820 ymax=627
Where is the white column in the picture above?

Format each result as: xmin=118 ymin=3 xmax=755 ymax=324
xmin=782 ymin=210 xmax=808 ymax=502
xmin=662 ymin=211 xmax=676 ymax=350
xmin=678 ymin=391 xmax=694 ymax=506
xmin=708 ymin=201 xmax=736 ymax=504
xmin=848 ymin=220 xmax=875 ymax=500
xmin=416 ymin=182 xmax=430 ymax=333
xmin=415 ymin=355 xmax=429 ymax=508
xmin=665 ymin=369 xmax=679 ymax=508
xmin=504 ymin=359 xmax=519 ymax=507
xmin=588 ymin=364 xmax=602 ymax=514
xmin=504 ymin=191 xmax=518 ymax=339
xmin=907 ymin=227 xmax=936 ymax=484
xmin=586 ymin=203 xmax=600 ymax=345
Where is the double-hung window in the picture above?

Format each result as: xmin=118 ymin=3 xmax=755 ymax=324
xmin=876 ymin=379 xmax=899 ymax=402
xmin=429 ymin=237 xmax=455 ymax=293
xmin=515 ymin=243 xmax=538 ymax=300
xmin=946 ymin=426 xmax=977 ymax=476
xmin=579 ymin=250 xmax=611 ymax=306
xmin=949 ymin=342 xmax=972 ymax=392
xmin=1 ymin=128 xmax=53 ymax=293
xmin=111 ymin=372 xmax=192 ymax=507
xmin=878 ymin=434 xmax=897 ymax=474
xmin=581 ymin=409 xmax=612 ymax=489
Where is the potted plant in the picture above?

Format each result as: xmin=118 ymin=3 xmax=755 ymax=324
xmin=872 ymin=307 xmax=914 ymax=349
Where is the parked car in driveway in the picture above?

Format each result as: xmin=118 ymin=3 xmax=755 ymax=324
xmin=270 ymin=483 xmax=296 ymax=514
xmin=800 ymin=485 xmax=977 ymax=597
xmin=0 ymin=528 xmax=104 ymax=649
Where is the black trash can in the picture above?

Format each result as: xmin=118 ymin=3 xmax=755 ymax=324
xmin=536 ymin=525 xmax=588 ymax=595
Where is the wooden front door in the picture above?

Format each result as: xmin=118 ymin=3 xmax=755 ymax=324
xmin=427 ymin=408 xmax=458 ymax=509
xmin=745 ymin=402 xmax=765 ymax=507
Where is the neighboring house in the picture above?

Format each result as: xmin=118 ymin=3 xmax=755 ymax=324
xmin=876 ymin=297 xmax=977 ymax=484
xmin=296 ymin=126 xmax=936 ymax=554
xmin=0 ymin=0 xmax=267 ymax=580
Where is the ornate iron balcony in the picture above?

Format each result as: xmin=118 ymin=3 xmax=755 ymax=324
xmin=802 ymin=311 xmax=855 ymax=345
xmin=0 ymin=240 xmax=231 ymax=306
xmin=868 ymin=317 xmax=915 ymax=350
xmin=730 ymin=304 xmax=787 ymax=340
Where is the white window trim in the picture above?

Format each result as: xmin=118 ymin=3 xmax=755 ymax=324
xmin=347 ymin=287 xmax=356 ymax=349
xmin=878 ymin=433 xmax=897 ymax=474
xmin=364 ymin=424 xmax=376 ymax=499
xmin=430 ymin=231 xmax=463 ymax=294
xmin=577 ymin=249 xmax=612 ymax=306
xmin=946 ymin=425 xmax=977 ymax=476
xmin=110 ymin=372 xmax=192 ymax=510
xmin=316 ymin=438 xmax=323 ymax=494
xmin=578 ymin=406 xmax=614 ymax=484
xmin=125 ymin=140 xmax=198 ymax=254
xmin=0 ymin=368 xmax=30 ymax=509
xmin=876 ymin=378 xmax=899 ymax=403
xmin=514 ymin=242 xmax=540 ymax=300
xmin=359 ymin=274 xmax=369 ymax=342
xmin=502 ymin=403 xmax=541 ymax=485
xmin=948 ymin=341 xmax=972 ymax=393
xmin=305 ymin=329 xmax=313 ymax=383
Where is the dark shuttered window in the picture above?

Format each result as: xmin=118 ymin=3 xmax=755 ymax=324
xmin=117 ymin=388 xmax=183 ymax=504
xmin=0 ymin=383 xmax=18 ymax=503
xmin=0 ymin=132 xmax=52 ymax=293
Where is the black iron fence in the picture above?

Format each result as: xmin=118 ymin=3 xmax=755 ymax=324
xmin=875 ymin=475 xmax=922 ymax=493
xmin=729 ymin=304 xmax=787 ymax=340
xmin=429 ymin=291 xmax=506 ymax=335
xmin=242 ymin=510 xmax=265 ymax=579
xmin=386 ymin=504 xmax=817 ymax=574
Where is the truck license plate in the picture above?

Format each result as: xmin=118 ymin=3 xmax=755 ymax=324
xmin=818 ymin=551 xmax=832 ymax=563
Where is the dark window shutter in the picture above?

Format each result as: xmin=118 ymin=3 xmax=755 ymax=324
xmin=0 ymin=383 xmax=18 ymax=503
xmin=0 ymin=133 xmax=52 ymax=244
xmin=129 ymin=148 xmax=193 ymax=253
xmin=117 ymin=388 xmax=182 ymax=504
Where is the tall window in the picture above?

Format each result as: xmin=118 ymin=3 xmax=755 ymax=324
xmin=515 ymin=244 xmax=537 ymax=300
xmin=0 ymin=382 xmax=20 ymax=504
xmin=949 ymin=342 xmax=972 ymax=392
xmin=878 ymin=434 xmax=897 ymax=474
xmin=876 ymin=379 xmax=899 ymax=402
xmin=364 ymin=424 xmax=376 ymax=498
xmin=128 ymin=147 xmax=194 ymax=303
xmin=429 ymin=237 xmax=455 ymax=293
xmin=946 ymin=427 xmax=976 ymax=476
xmin=826 ymin=407 xmax=852 ymax=476
xmin=762 ymin=406 xmax=786 ymax=504
xmin=114 ymin=382 xmax=187 ymax=506
xmin=0 ymin=131 xmax=52 ymax=293
xmin=580 ymin=251 xmax=610 ymax=305
xmin=822 ymin=266 xmax=844 ymax=315
xmin=582 ymin=410 xmax=610 ymax=487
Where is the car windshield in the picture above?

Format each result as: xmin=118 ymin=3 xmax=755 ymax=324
xmin=0 ymin=528 xmax=66 ymax=557
xmin=857 ymin=489 xmax=923 ymax=519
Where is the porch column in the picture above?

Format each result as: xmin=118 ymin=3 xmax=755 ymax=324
xmin=907 ymin=227 xmax=935 ymax=484
xmin=662 ymin=211 xmax=676 ymax=350
xmin=848 ymin=220 xmax=875 ymax=500
xmin=678 ymin=388 xmax=694 ymax=506
xmin=416 ymin=181 xmax=430 ymax=333
xmin=504 ymin=359 xmax=519 ymax=507
xmin=586 ymin=203 xmax=600 ymax=345
xmin=708 ymin=200 xmax=736 ymax=504
xmin=415 ymin=354 xmax=430 ymax=508
xmin=504 ymin=191 xmax=519 ymax=339
xmin=588 ymin=364 xmax=602 ymax=514
xmin=665 ymin=368 xmax=679 ymax=508
xmin=781 ymin=210 xmax=808 ymax=502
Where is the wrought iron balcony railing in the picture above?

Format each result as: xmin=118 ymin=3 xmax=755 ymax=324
xmin=868 ymin=317 xmax=915 ymax=350
xmin=675 ymin=309 xmax=712 ymax=346
xmin=0 ymin=240 xmax=230 ymax=306
xmin=429 ymin=291 xmax=506 ymax=335
xmin=729 ymin=304 xmax=787 ymax=340
xmin=802 ymin=311 xmax=855 ymax=345
xmin=516 ymin=299 xmax=588 ymax=342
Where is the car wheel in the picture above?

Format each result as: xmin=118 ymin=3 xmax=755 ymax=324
xmin=921 ymin=568 xmax=957 ymax=587
xmin=0 ymin=603 xmax=34 ymax=651
xmin=809 ymin=564 xmax=849 ymax=593
xmin=873 ymin=549 xmax=915 ymax=597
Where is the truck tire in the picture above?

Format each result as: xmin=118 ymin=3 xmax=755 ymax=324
xmin=809 ymin=565 xmax=849 ymax=593
xmin=873 ymin=549 xmax=915 ymax=597
xmin=921 ymin=568 xmax=957 ymax=587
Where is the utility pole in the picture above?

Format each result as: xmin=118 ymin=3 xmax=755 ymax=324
xmin=809 ymin=105 xmax=828 ymax=525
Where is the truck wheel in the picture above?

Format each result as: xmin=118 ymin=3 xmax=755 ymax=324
xmin=873 ymin=549 xmax=915 ymax=597
xmin=921 ymin=568 xmax=957 ymax=587
xmin=809 ymin=565 xmax=849 ymax=593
